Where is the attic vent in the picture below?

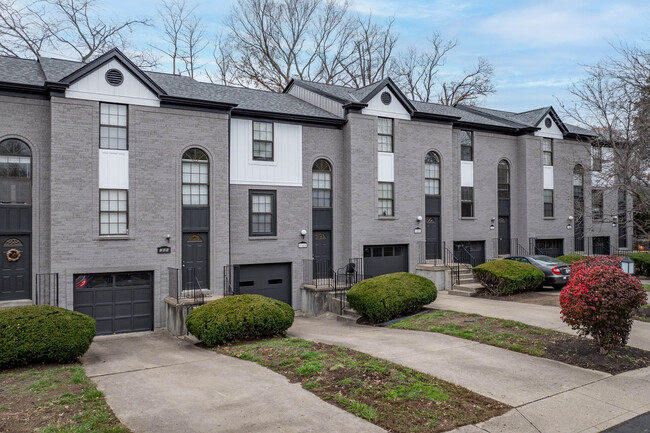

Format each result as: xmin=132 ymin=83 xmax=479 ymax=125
xmin=105 ymin=69 xmax=124 ymax=87
xmin=380 ymin=91 xmax=392 ymax=105
xmin=545 ymin=118 xmax=552 ymax=128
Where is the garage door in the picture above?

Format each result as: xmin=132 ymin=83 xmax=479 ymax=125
xmin=363 ymin=244 xmax=409 ymax=278
xmin=74 ymin=272 xmax=153 ymax=336
xmin=535 ymin=239 xmax=564 ymax=258
xmin=235 ymin=263 xmax=292 ymax=305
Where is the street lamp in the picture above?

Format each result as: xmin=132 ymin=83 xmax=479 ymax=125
xmin=622 ymin=256 xmax=635 ymax=275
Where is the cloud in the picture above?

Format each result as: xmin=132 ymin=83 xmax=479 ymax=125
xmin=349 ymin=0 xmax=473 ymax=20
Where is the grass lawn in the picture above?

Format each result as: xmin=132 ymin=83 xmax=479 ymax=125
xmin=391 ymin=310 xmax=650 ymax=374
xmin=0 ymin=364 xmax=130 ymax=433
xmin=644 ymin=284 xmax=650 ymax=291
xmin=219 ymin=338 xmax=509 ymax=433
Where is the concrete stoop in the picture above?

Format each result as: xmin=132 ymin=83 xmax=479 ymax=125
xmin=449 ymin=268 xmax=482 ymax=297
xmin=336 ymin=308 xmax=361 ymax=324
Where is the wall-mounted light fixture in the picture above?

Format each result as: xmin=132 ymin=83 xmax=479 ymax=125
xmin=568 ymin=215 xmax=574 ymax=221
xmin=416 ymin=216 xmax=423 ymax=222
xmin=300 ymin=229 xmax=307 ymax=239
xmin=165 ymin=234 xmax=171 ymax=243
xmin=489 ymin=218 xmax=495 ymax=230
xmin=567 ymin=216 xmax=573 ymax=230
xmin=612 ymin=216 xmax=618 ymax=228
xmin=566 ymin=224 xmax=572 ymax=230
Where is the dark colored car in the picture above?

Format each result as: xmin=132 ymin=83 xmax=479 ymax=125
xmin=505 ymin=255 xmax=570 ymax=289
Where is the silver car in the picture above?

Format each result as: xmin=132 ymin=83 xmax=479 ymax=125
xmin=505 ymin=255 xmax=570 ymax=289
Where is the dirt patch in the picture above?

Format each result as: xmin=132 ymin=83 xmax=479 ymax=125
xmin=0 ymin=363 xmax=129 ymax=433
xmin=475 ymin=290 xmax=561 ymax=307
xmin=392 ymin=310 xmax=650 ymax=374
xmin=219 ymin=338 xmax=509 ymax=433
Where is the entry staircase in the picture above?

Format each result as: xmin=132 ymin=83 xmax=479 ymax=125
xmin=448 ymin=263 xmax=482 ymax=297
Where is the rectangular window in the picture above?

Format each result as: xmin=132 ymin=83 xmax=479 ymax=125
xmin=592 ymin=146 xmax=602 ymax=172
xmin=377 ymin=118 xmax=393 ymax=152
xmin=312 ymin=171 xmax=331 ymax=207
xmin=592 ymin=189 xmax=604 ymax=221
xmin=377 ymin=182 xmax=394 ymax=216
xmin=542 ymin=138 xmax=553 ymax=166
xmin=100 ymin=103 xmax=127 ymax=150
xmin=544 ymin=189 xmax=554 ymax=217
xmin=182 ymin=160 xmax=208 ymax=205
xmin=252 ymin=121 xmax=273 ymax=161
xmin=100 ymin=189 xmax=128 ymax=235
xmin=249 ymin=190 xmax=276 ymax=236
xmin=460 ymin=131 xmax=473 ymax=161
xmin=461 ymin=186 xmax=474 ymax=217
xmin=424 ymin=161 xmax=440 ymax=195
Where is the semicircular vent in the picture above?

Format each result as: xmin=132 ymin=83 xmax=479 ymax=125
xmin=380 ymin=91 xmax=392 ymax=105
xmin=105 ymin=69 xmax=124 ymax=87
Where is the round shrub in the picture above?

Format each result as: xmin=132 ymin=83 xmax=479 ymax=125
xmin=629 ymin=252 xmax=650 ymax=276
xmin=472 ymin=260 xmax=545 ymax=295
xmin=570 ymin=255 xmax=622 ymax=278
xmin=560 ymin=265 xmax=647 ymax=354
xmin=556 ymin=254 xmax=587 ymax=265
xmin=346 ymin=272 xmax=437 ymax=323
xmin=185 ymin=295 xmax=294 ymax=346
xmin=0 ymin=305 xmax=96 ymax=369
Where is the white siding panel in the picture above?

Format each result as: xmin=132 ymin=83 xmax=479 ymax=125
xmin=230 ymin=118 xmax=302 ymax=186
xmin=534 ymin=115 xmax=563 ymax=139
xmin=543 ymin=166 xmax=554 ymax=189
xmin=460 ymin=161 xmax=474 ymax=187
xmin=377 ymin=152 xmax=394 ymax=182
xmin=99 ymin=149 xmax=129 ymax=189
xmin=362 ymin=88 xmax=411 ymax=120
xmin=66 ymin=59 xmax=160 ymax=107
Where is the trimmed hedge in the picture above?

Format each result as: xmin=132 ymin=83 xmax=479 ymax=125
xmin=556 ymin=254 xmax=588 ymax=265
xmin=0 ymin=305 xmax=96 ymax=369
xmin=346 ymin=272 xmax=437 ymax=323
xmin=472 ymin=260 xmax=545 ymax=295
xmin=185 ymin=295 xmax=294 ymax=346
xmin=629 ymin=252 xmax=650 ymax=276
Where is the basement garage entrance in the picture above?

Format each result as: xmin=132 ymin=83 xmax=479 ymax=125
xmin=74 ymin=272 xmax=153 ymax=335
xmin=234 ymin=263 xmax=292 ymax=305
xmin=535 ymin=239 xmax=564 ymax=258
xmin=363 ymin=244 xmax=409 ymax=278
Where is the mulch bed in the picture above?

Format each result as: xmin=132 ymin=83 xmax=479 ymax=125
xmin=474 ymin=290 xmax=562 ymax=307
xmin=546 ymin=338 xmax=650 ymax=375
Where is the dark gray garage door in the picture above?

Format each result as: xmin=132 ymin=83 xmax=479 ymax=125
xmin=535 ymin=239 xmax=564 ymax=258
xmin=363 ymin=244 xmax=409 ymax=278
xmin=74 ymin=272 xmax=153 ymax=336
xmin=235 ymin=263 xmax=292 ymax=305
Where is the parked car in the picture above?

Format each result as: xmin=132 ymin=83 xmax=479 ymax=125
xmin=505 ymin=255 xmax=570 ymax=289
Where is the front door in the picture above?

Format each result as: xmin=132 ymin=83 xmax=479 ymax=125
xmin=593 ymin=237 xmax=611 ymax=255
xmin=182 ymin=233 xmax=209 ymax=291
xmin=0 ymin=235 xmax=31 ymax=301
xmin=425 ymin=216 xmax=441 ymax=260
xmin=498 ymin=216 xmax=510 ymax=255
xmin=313 ymin=231 xmax=331 ymax=279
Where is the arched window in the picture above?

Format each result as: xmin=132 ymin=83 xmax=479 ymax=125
xmin=312 ymin=159 xmax=332 ymax=207
xmin=573 ymin=165 xmax=584 ymax=196
xmin=425 ymin=151 xmax=440 ymax=195
xmin=182 ymin=148 xmax=208 ymax=205
xmin=0 ymin=139 xmax=31 ymax=204
xmin=497 ymin=160 xmax=510 ymax=199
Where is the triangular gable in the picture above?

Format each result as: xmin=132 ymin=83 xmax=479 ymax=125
xmin=360 ymin=78 xmax=414 ymax=120
xmin=533 ymin=107 xmax=569 ymax=139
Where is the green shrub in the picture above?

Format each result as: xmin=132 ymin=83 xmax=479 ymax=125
xmin=472 ymin=260 xmax=545 ymax=295
xmin=556 ymin=254 xmax=588 ymax=264
xmin=185 ymin=295 xmax=294 ymax=346
xmin=346 ymin=273 xmax=437 ymax=323
xmin=629 ymin=252 xmax=650 ymax=276
xmin=0 ymin=305 xmax=96 ymax=369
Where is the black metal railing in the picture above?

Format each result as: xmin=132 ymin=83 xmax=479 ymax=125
xmin=223 ymin=265 xmax=235 ymax=297
xmin=515 ymin=243 xmax=529 ymax=256
xmin=168 ymin=267 xmax=205 ymax=305
xmin=444 ymin=247 xmax=461 ymax=290
xmin=454 ymin=245 xmax=481 ymax=268
xmin=35 ymin=273 xmax=59 ymax=306
xmin=302 ymin=259 xmax=335 ymax=288
xmin=332 ymin=258 xmax=368 ymax=315
xmin=418 ymin=241 xmax=444 ymax=264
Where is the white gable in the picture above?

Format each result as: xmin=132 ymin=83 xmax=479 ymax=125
xmin=362 ymin=87 xmax=410 ymax=120
xmin=534 ymin=115 xmax=563 ymax=139
xmin=65 ymin=59 xmax=160 ymax=107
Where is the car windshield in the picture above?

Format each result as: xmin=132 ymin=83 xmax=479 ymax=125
xmin=532 ymin=256 xmax=565 ymax=265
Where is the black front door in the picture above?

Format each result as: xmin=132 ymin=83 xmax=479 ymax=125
xmin=182 ymin=233 xmax=209 ymax=291
xmin=313 ymin=231 xmax=331 ymax=278
xmin=0 ymin=235 xmax=31 ymax=301
xmin=498 ymin=216 xmax=510 ymax=255
xmin=425 ymin=216 xmax=441 ymax=260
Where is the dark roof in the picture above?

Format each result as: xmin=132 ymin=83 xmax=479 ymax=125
xmin=0 ymin=56 xmax=46 ymax=86
xmin=39 ymin=57 xmax=84 ymax=82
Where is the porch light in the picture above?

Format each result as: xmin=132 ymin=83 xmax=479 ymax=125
xmin=566 ymin=224 xmax=572 ymax=230
xmin=300 ymin=229 xmax=307 ymax=239
xmin=489 ymin=218 xmax=495 ymax=230
xmin=612 ymin=215 xmax=618 ymax=228
xmin=622 ymin=256 xmax=635 ymax=275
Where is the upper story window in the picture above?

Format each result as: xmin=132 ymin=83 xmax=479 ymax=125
xmin=0 ymin=139 xmax=31 ymax=204
xmin=461 ymin=186 xmax=474 ymax=217
xmin=378 ymin=182 xmax=394 ymax=217
xmin=253 ymin=121 xmax=273 ymax=161
xmin=100 ymin=189 xmax=128 ymax=235
xmin=573 ymin=165 xmax=584 ymax=199
xmin=312 ymin=159 xmax=332 ymax=208
xmin=542 ymin=138 xmax=553 ymax=166
xmin=425 ymin=151 xmax=440 ymax=196
xmin=592 ymin=146 xmax=603 ymax=172
xmin=592 ymin=189 xmax=604 ymax=221
xmin=497 ymin=160 xmax=510 ymax=199
xmin=249 ymin=190 xmax=276 ymax=236
xmin=100 ymin=103 xmax=127 ymax=150
xmin=544 ymin=189 xmax=554 ymax=217
xmin=460 ymin=131 xmax=473 ymax=161
xmin=182 ymin=148 xmax=209 ymax=206
xmin=377 ymin=117 xmax=393 ymax=152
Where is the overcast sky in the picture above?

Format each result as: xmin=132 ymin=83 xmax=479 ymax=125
xmin=84 ymin=0 xmax=650 ymax=113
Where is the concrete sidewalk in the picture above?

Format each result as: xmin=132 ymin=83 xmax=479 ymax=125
xmin=81 ymin=330 xmax=384 ymax=433
xmin=288 ymin=315 xmax=650 ymax=433
xmin=432 ymin=291 xmax=650 ymax=351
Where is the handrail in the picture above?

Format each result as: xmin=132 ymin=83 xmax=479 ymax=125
xmin=456 ymin=245 xmax=479 ymax=268
xmin=444 ymin=247 xmax=461 ymax=290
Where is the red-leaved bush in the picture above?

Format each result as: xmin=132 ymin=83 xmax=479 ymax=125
xmin=560 ymin=264 xmax=647 ymax=354
xmin=569 ymin=255 xmax=623 ymax=278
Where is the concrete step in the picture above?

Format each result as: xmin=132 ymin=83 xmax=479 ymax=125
xmin=448 ymin=289 xmax=473 ymax=297
xmin=336 ymin=308 xmax=360 ymax=325
xmin=449 ymin=282 xmax=483 ymax=297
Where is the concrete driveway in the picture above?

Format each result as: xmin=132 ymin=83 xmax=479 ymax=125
xmin=81 ymin=331 xmax=384 ymax=433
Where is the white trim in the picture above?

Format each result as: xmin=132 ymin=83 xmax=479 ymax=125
xmin=377 ymin=152 xmax=394 ymax=182
xmin=543 ymin=166 xmax=554 ymax=189
xmin=460 ymin=161 xmax=474 ymax=187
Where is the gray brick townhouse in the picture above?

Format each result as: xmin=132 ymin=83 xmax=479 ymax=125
xmin=0 ymin=48 xmax=628 ymax=334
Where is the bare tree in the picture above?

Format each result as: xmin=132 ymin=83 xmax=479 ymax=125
xmin=438 ymin=57 xmax=495 ymax=106
xmin=178 ymin=13 xmax=206 ymax=78
xmin=206 ymin=32 xmax=239 ymax=86
xmin=0 ymin=0 xmax=56 ymax=57
xmin=391 ymin=32 xmax=456 ymax=102
xmin=154 ymin=0 xmax=194 ymax=74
